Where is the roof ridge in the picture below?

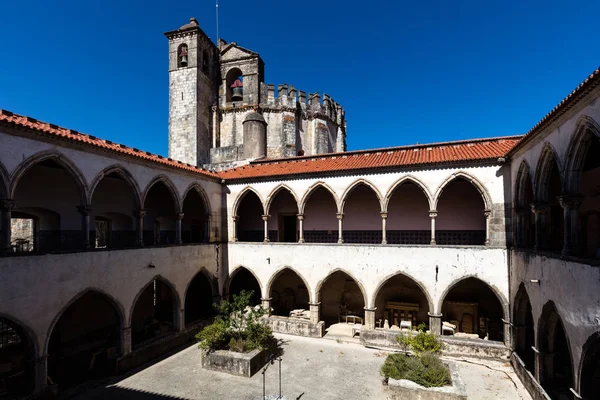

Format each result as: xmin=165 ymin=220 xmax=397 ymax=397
xmin=249 ymin=134 xmax=523 ymax=166
xmin=0 ymin=109 xmax=220 ymax=180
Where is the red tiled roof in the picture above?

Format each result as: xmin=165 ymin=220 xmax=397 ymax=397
xmin=220 ymin=136 xmax=522 ymax=181
xmin=508 ymin=66 xmax=600 ymax=155
xmin=0 ymin=110 xmax=220 ymax=180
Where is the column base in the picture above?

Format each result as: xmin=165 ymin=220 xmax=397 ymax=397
xmin=430 ymin=239 xmax=436 ymax=245
xmin=298 ymin=239 xmax=305 ymax=243
xmin=381 ymin=239 xmax=387 ymax=245
xmin=337 ymin=239 xmax=344 ymax=244
xmin=263 ymin=239 xmax=270 ymax=243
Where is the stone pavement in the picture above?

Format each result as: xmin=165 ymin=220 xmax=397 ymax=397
xmin=71 ymin=333 xmax=532 ymax=400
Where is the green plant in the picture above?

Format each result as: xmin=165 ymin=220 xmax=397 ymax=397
xmin=195 ymin=290 xmax=274 ymax=353
xmin=397 ymin=323 xmax=443 ymax=355
xmin=380 ymin=353 xmax=451 ymax=388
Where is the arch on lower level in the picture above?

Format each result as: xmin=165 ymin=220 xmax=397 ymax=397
xmin=370 ymin=272 xmax=433 ymax=330
xmin=437 ymin=276 xmax=507 ymax=341
xmin=0 ymin=313 xmax=37 ymax=398
xmin=314 ymin=269 xmax=368 ymax=327
xmin=184 ymin=269 xmax=217 ymax=326
xmin=267 ymin=267 xmax=312 ymax=317
xmin=512 ymin=283 xmax=535 ymax=372
xmin=579 ymin=331 xmax=600 ymax=398
xmin=226 ymin=266 xmax=263 ymax=306
xmin=537 ymin=301 xmax=574 ymax=399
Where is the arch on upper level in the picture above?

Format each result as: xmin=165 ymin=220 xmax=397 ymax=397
xmin=513 ymin=161 xmax=535 ymax=248
xmin=432 ymin=171 xmax=492 ymax=211
xmin=265 ymin=184 xmax=300 ymax=215
xmin=0 ymin=159 xmax=9 ymax=199
xmin=88 ymin=165 xmax=142 ymax=208
xmin=383 ymin=175 xmax=434 ymax=212
xmin=9 ymin=150 xmax=88 ymax=205
xmin=339 ymin=178 xmax=384 ymax=213
xmin=298 ymin=181 xmax=340 ymax=214
xmin=533 ymin=142 xmax=564 ymax=202
xmin=563 ymin=115 xmax=600 ymax=194
xmin=181 ymin=183 xmax=212 ymax=243
xmin=181 ymin=182 xmax=212 ymax=216
xmin=232 ymin=186 xmax=265 ymax=217
xmin=141 ymin=175 xmax=181 ymax=213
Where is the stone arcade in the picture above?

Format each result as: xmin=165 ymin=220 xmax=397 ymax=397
xmin=0 ymin=17 xmax=598 ymax=400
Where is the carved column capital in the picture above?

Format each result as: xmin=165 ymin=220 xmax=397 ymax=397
xmin=0 ymin=199 xmax=16 ymax=212
xmin=177 ymin=212 xmax=185 ymax=220
xmin=530 ymin=202 xmax=549 ymax=215
xmin=77 ymin=205 xmax=93 ymax=216
xmin=336 ymin=213 xmax=344 ymax=220
xmin=380 ymin=212 xmax=388 ymax=219
xmin=296 ymin=214 xmax=304 ymax=221
xmin=429 ymin=210 xmax=438 ymax=218
xmin=261 ymin=214 xmax=270 ymax=222
xmin=557 ymin=194 xmax=584 ymax=210
xmin=133 ymin=209 xmax=147 ymax=218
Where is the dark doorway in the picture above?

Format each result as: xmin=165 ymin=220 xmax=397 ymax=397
xmin=280 ymin=215 xmax=297 ymax=242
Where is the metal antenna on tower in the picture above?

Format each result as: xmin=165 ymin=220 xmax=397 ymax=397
xmin=216 ymin=0 xmax=219 ymax=47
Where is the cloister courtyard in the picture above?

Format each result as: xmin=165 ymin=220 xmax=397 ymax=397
xmin=69 ymin=333 xmax=531 ymax=400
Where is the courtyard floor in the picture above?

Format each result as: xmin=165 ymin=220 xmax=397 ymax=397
xmin=71 ymin=333 xmax=532 ymax=400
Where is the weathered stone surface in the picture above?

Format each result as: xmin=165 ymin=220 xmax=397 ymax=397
xmin=265 ymin=316 xmax=324 ymax=338
xmin=201 ymin=348 xmax=269 ymax=377
xmin=384 ymin=361 xmax=467 ymax=400
xmin=511 ymin=353 xmax=551 ymax=400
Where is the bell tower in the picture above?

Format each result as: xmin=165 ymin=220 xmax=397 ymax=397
xmin=164 ymin=18 xmax=218 ymax=166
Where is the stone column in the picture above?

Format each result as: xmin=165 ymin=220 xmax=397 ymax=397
xmin=364 ymin=307 xmax=376 ymax=330
xmin=261 ymin=298 xmax=272 ymax=316
xmin=429 ymin=210 xmax=437 ymax=245
xmin=232 ymin=216 xmax=239 ymax=242
xmin=428 ymin=312 xmax=442 ymax=336
xmin=176 ymin=308 xmax=185 ymax=331
xmin=262 ymin=215 xmax=270 ymax=242
xmin=558 ymin=195 xmax=583 ymax=256
xmin=77 ymin=205 xmax=93 ymax=249
xmin=381 ymin=212 xmax=388 ymax=244
xmin=121 ymin=326 xmax=132 ymax=355
xmin=176 ymin=212 xmax=184 ymax=244
xmin=532 ymin=346 xmax=541 ymax=381
xmin=484 ymin=209 xmax=491 ymax=246
xmin=514 ymin=207 xmax=525 ymax=247
xmin=0 ymin=200 xmax=15 ymax=253
xmin=309 ymin=302 xmax=320 ymax=324
xmin=503 ymin=319 xmax=512 ymax=348
xmin=212 ymin=105 xmax=219 ymax=148
xmin=337 ymin=213 xmax=344 ymax=244
xmin=34 ymin=354 xmax=48 ymax=396
xmin=297 ymin=214 xmax=304 ymax=243
xmin=134 ymin=210 xmax=146 ymax=247
xmin=530 ymin=203 xmax=549 ymax=251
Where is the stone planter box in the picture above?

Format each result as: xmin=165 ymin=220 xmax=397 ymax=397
xmin=201 ymin=347 xmax=270 ymax=377
xmin=384 ymin=361 xmax=467 ymax=400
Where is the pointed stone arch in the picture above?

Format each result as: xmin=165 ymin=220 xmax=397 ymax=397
xmin=533 ymin=142 xmax=564 ymax=201
xmin=0 ymin=313 xmax=38 ymax=397
xmin=513 ymin=283 xmax=535 ymax=371
xmin=436 ymin=275 xmax=508 ymax=317
xmin=183 ymin=267 xmax=218 ymax=301
xmin=226 ymin=265 xmax=264 ymax=297
xmin=265 ymin=183 xmax=300 ymax=215
xmin=432 ymin=171 xmax=492 ymax=211
xmin=0 ymin=159 xmax=9 ymax=198
xmin=514 ymin=160 xmax=534 ymax=207
xmin=564 ymin=115 xmax=600 ymax=194
xmin=384 ymin=175 xmax=434 ymax=212
xmin=9 ymin=150 xmax=88 ymax=204
xmin=181 ymin=182 xmax=212 ymax=216
xmin=44 ymin=287 xmax=126 ymax=355
xmin=314 ymin=268 xmax=368 ymax=306
xmin=232 ymin=186 xmax=265 ymax=216
xmin=579 ymin=331 xmax=600 ymax=397
xmin=266 ymin=266 xmax=313 ymax=304
xmin=128 ymin=275 xmax=181 ymax=327
xmin=299 ymin=181 xmax=340 ymax=214
xmin=183 ymin=268 xmax=218 ymax=325
xmin=371 ymin=271 xmax=433 ymax=312
xmin=141 ymin=175 xmax=181 ymax=212
xmin=88 ymin=164 xmax=142 ymax=208
xmin=340 ymin=178 xmax=384 ymax=213
xmin=225 ymin=265 xmax=263 ymax=305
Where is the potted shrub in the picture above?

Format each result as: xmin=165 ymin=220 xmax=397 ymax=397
xmin=196 ymin=290 xmax=276 ymax=377
xmin=381 ymin=324 xmax=466 ymax=399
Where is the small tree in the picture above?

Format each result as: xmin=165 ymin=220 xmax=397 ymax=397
xmin=196 ymin=290 xmax=273 ymax=353
xmin=398 ymin=323 xmax=443 ymax=355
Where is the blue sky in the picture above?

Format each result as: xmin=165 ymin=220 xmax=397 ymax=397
xmin=0 ymin=0 xmax=598 ymax=155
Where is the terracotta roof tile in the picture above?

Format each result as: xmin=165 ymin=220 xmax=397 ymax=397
xmin=0 ymin=110 xmax=220 ymax=180
xmin=220 ymin=136 xmax=521 ymax=181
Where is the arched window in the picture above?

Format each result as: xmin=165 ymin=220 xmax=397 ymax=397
xmin=177 ymin=44 xmax=188 ymax=68
xmin=225 ymin=68 xmax=243 ymax=102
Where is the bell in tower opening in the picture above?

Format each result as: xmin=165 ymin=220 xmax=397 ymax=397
xmin=231 ymin=79 xmax=243 ymax=101
xmin=178 ymin=44 xmax=188 ymax=68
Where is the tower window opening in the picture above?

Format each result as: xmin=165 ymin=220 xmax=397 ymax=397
xmin=178 ymin=44 xmax=188 ymax=68
xmin=225 ymin=68 xmax=243 ymax=102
